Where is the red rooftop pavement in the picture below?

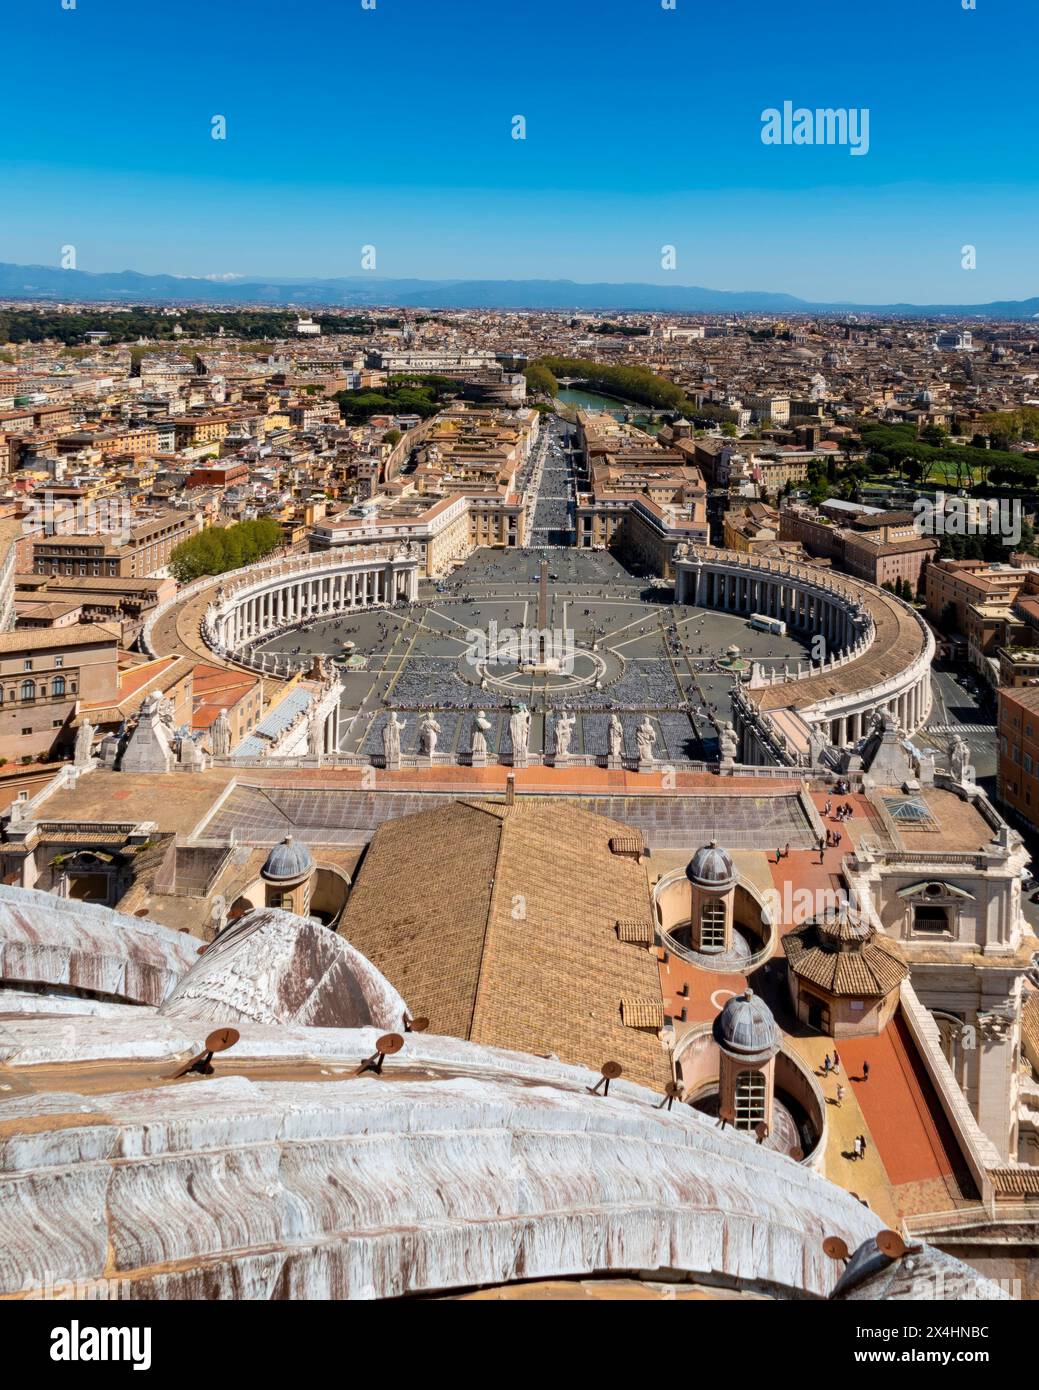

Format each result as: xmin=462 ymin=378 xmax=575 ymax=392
xmin=836 ymin=1015 xmax=977 ymax=1206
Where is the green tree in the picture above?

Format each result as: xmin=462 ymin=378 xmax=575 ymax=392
xmin=533 ymin=357 xmax=685 ymax=411
xmin=523 ymin=364 xmax=559 ymax=398
xmin=168 ymin=517 xmax=282 ymax=582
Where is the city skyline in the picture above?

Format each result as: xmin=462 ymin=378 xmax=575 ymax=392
xmin=4 ymin=0 xmax=1038 ymax=301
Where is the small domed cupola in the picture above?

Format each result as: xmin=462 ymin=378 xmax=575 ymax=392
xmin=714 ymin=989 xmax=779 ymax=1065
xmin=685 ymin=842 xmax=737 ymax=956
xmin=686 ymin=840 xmax=736 ymax=892
xmin=261 ymin=835 xmax=315 ymax=887
xmin=714 ymin=989 xmax=780 ymax=1135
xmin=259 ymin=836 xmax=316 ymax=917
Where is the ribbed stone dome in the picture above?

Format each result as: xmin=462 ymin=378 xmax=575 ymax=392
xmin=261 ymin=834 xmax=315 ymax=885
xmin=686 ymin=841 xmax=736 ymax=890
xmin=714 ymin=989 xmax=778 ymax=1062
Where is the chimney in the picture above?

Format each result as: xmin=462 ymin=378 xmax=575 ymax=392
xmin=505 ymin=774 xmax=515 ymax=806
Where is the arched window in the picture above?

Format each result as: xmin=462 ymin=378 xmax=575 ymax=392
xmin=700 ymin=899 xmax=726 ymax=950
xmin=20 ymin=680 xmax=35 ymax=701
xmin=734 ymin=1069 xmax=766 ymax=1130
xmin=52 ymin=676 xmax=66 ymax=697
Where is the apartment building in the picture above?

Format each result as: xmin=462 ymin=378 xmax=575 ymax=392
xmin=31 ymin=509 xmax=203 ymax=580
xmin=743 ymin=452 xmax=811 ymax=497
xmin=997 ymin=684 xmax=1039 ymax=831
xmin=742 ymin=394 xmax=791 ymax=425
xmin=779 ymin=502 xmax=936 ymax=592
xmin=415 ymin=404 xmax=539 ymax=492
xmin=723 ymin=502 xmax=780 ymax=553
xmin=56 ymin=426 xmax=159 ymax=458
xmin=0 ymin=625 xmax=119 ymax=761
xmin=186 ymin=460 xmax=250 ymax=490
xmin=169 ymin=415 xmax=235 ymax=450
xmin=190 ymin=662 xmax=266 ymax=750
xmin=574 ymin=411 xmax=709 ymax=565
xmin=839 ymin=516 xmax=938 ymax=591
xmin=14 ymin=573 xmax=175 ymax=642
xmin=925 ymin=558 xmax=1028 ymax=634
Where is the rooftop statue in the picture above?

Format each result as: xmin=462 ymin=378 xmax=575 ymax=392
xmin=608 ymin=712 xmax=624 ymax=760
xmin=636 ymin=716 xmax=656 ymax=763
xmin=470 ymin=709 xmax=491 ymax=758
xmin=382 ymin=710 xmax=406 ymax=763
xmin=719 ymin=721 xmax=739 ymax=763
xmin=419 ymin=712 xmax=442 ymax=758
xmin=553 ymin=709 xmax=575 ymax=759
xmin=509 ymin=704 xmax=531 ymax=760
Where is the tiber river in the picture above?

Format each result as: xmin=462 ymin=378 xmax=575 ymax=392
xmin=556 ymin=386 xmax=662 ymax=431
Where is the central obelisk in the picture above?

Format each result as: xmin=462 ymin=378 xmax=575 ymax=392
xmin=521 ymin=556 xmax=558 ymax=674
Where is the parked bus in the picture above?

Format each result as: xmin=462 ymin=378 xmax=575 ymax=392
xmin=749 ymin=613 xmax=787 ymax=636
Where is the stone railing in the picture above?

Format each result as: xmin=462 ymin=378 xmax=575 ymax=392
xmin=854 ymin=846 xmax=1013 ymax=871
xmin=904 ymin=1203 xmax=1039 ymax=1236
xmin=213 ymin=751 xmax=816 ymax=779
xmin=659 ymin=923 xmax=775 ymax=975
xmin=898 ymin=979 xmax=1003 ymax=1206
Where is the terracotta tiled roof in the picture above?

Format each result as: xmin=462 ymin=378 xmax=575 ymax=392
xmin=783 ymin=918 xmax=908 ymax=998
xmin=340 ymin=798 xmax=670 ymax=1089
xmin=0 ymin=623 xmax=119 ymax=653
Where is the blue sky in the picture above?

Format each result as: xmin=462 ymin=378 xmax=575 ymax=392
xmin=2 ymin=0 xmax=1037 ymax=302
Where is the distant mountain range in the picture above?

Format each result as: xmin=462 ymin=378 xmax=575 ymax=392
xmin=1 ymin=261 xmax=1038 ymax=318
